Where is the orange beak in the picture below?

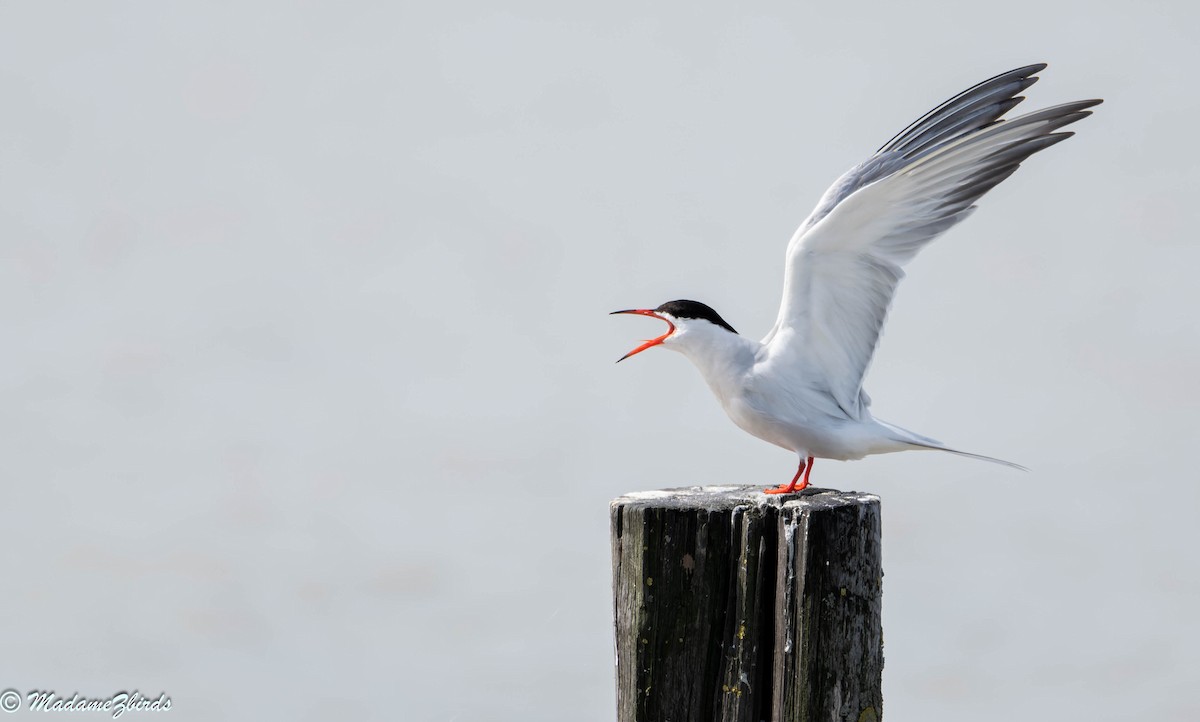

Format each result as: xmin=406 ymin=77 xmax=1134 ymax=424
xmin=610 ymin=309 xmax=676 ymax=362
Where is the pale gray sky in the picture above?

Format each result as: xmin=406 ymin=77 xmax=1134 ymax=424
xmin=1 ymin=2 xmax=1197 ymax=721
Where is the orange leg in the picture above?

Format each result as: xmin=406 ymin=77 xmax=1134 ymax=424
xmin=764 ymin=457 xmax=814 ymax=495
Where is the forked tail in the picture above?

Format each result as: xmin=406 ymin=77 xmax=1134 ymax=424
xmin=878 ymin=420 xmax=1027 ymax=471
xmin=902 ymin=440 xmax=1028 ymax=471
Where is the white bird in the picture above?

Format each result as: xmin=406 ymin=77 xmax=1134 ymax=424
xmin=613 ymin=63 xmax=1100 ymax=493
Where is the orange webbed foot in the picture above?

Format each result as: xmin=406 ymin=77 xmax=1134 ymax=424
xmin=762 ymin=457 xmax=814 ymax=495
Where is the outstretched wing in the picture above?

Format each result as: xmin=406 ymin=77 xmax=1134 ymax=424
xmin=761 ymin=64 xmax=1100 ymax=419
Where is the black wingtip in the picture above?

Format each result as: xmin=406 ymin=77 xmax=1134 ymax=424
xmin=877 ymin=63 xmax=1056 ymax=156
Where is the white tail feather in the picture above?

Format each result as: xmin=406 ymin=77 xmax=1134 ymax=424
xmin=877 ymin=419 xmax=1027 ymax=471
xmin=904 ymin=441 xmax=1028 ymax=471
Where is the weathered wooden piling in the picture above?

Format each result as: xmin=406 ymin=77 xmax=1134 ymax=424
xmin=611 ymin=486 xmax=883 ymax=722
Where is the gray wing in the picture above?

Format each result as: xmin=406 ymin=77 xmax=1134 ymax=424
xmin=796 ymin=63 xmax=1048 ymax=236
xmin=762 ymin=64 xmax=1100 ymax=420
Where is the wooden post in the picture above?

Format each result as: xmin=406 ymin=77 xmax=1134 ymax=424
xmin=611 ymin=486 xmax=883 ymax=722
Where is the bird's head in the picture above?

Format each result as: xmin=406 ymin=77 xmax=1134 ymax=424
xmin=610 ymin=299 xmax=739 ymax=362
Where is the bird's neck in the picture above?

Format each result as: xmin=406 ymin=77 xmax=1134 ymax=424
xmin=674 ymin=331 xmax=760 ymax=401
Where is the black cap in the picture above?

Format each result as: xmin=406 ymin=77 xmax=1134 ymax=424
xmin=654 ymin=300 xmax=737 ymax=334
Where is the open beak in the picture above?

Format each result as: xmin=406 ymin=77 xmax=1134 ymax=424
xmin=610 ymin=309 xmax=675 ymax=362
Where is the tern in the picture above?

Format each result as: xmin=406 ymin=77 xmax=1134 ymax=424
xmin=613 ymin=63 xmax=1100 ymax=494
